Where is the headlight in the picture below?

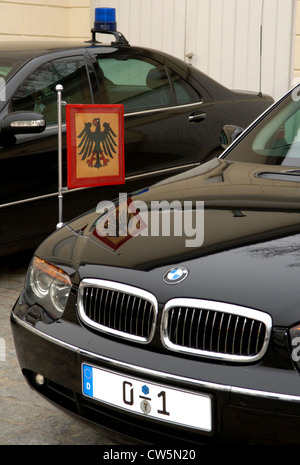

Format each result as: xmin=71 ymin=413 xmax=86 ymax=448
xmin=25 ymin=256 xmax=72 ymax=319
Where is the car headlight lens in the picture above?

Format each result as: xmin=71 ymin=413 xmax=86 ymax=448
xmin=25 ymin=256 xmax=72 ymax=319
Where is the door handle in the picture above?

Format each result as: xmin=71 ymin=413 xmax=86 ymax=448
xmin=189 ymin=112 xmax=206 ymax=122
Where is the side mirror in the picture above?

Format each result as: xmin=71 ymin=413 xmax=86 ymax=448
xmin=1 ymin=111 xmax=46 ymax=135
xmin=220 ymin=125 xmax=244 ymax=149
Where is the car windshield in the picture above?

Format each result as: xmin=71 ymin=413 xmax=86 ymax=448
xmin=224 ymin=87 xmax=300 ymax=168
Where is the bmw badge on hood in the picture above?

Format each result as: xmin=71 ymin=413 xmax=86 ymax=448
xmin=163 ymin=267 xmax=189 ymax=285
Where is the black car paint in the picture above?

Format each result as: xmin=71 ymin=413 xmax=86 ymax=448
xmin=18 ymin=157 xmax=300 ymax=325
xmin=11 ymin=151 xmax=300 ymax=444
xmin=0 ymin=41 xmax=272 ymax=256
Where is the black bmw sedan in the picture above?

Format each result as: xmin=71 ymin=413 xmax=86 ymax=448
xmin=0 ymin=16 xmax=272 ymax=257
xmin=12 ymin=87 xmax=300 ymax=445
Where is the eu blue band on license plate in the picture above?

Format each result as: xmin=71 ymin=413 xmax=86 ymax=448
xmin=83 ymin=365 xmax=94 ymax=397
xmin=82 ymin=364 xmax=212 ymax=432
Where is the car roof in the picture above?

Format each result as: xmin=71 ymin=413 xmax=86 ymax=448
xmin=0 ymin=40 xmax=118 ymax=58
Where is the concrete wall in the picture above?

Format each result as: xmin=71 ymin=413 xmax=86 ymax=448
xmin=0 ymin=0 xmax=92 ymax=41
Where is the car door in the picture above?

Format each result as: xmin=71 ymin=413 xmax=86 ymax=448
xmin=88 ymin=49 xmax=217 ymax=182
xmin=0 ymin=52 xmax=101 ymax=253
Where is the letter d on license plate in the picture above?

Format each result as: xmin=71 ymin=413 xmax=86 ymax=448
xmin=82 ymin=364 xmax=212 ymax=431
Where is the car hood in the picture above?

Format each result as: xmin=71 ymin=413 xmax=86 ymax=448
xmin=37 ymin=159 xmax=300 ymax=326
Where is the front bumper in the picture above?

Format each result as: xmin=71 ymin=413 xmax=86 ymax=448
xmin=11 ymin=300 xmax=300 ymax=445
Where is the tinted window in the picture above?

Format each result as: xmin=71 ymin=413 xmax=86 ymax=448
xmin=12 ymin=56 xmax=92 ymax=124
xmin=97 ymin=56 xmax=174 ymax=112
xmin=0 ymin=56 xmax=25 ymax=80
xmin=225 ymin=91 xmax=300 ymax=168
xmin=168 ymin=69 xmax=200 ymax=105
xmin=0 ymin=63 xmax=16 ymax=78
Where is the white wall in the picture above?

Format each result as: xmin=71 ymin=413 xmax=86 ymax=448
xmin=93 ymin=0 xmax=297 ymax=100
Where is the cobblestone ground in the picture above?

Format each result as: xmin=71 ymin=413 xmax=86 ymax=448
xmin=0 ymin=252 xmax=134 ymax=445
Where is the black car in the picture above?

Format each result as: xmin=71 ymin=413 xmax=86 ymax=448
xmin=0 ymin=13 xmax=272 ymax=257
xmin=10 ymin=84 xmax=300 ymax=445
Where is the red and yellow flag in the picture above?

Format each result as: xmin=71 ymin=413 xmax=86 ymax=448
xmin=66 ymin=104 xmax=125 ymax=189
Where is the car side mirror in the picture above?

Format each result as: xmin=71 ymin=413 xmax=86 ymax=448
xmin=1 ymin=111 xmax=46 ymax=135
xmin=220 ymin=124 xmax=244 ymax=149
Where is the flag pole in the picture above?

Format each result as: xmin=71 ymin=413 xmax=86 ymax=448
xmin=56 ymin=84 xmax=64 ymax=229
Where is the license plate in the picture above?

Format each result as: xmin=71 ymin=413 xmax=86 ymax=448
xmin=82 ymin=364 xmax=212 ymax=432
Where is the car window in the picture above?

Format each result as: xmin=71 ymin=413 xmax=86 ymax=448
xmin=0 ymin=56 xmax=25 ymax=80
xmin=225 ymin=92 xmax=300 ymax=168
xmin=11 ymin=56 xmax=92 ymax=124
xmin=168 ymin=69 xmax=200 ymax=105
xmin=0 ymin=64 xmax=14 ymax=77
xmin=254 ymin=107 xmax=300 ymax=159
xmin=96 ymin=56 xmax=174 ymax=112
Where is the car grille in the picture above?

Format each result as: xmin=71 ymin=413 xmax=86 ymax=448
xmin=78 ymin=280 xmax=272 ymax=362
xmin=161 ymin=299 xmax=272 ymax=362
xmin=78 ymin=279 xmax=158 ymax=343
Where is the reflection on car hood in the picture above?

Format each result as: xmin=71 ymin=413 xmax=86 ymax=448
xmin=37 ymin=159 xmax=300 ymax=325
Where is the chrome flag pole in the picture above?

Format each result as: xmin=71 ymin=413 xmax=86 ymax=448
xmin=56 ymin=84 xmax=64 ymax=229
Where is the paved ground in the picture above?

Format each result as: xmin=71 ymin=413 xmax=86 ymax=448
xmin=0 ymin=251 xmax=135 ymax=445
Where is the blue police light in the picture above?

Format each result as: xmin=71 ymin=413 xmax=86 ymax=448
xmin=87 ymin=8 xmax=129 ymax=46
xmin=94 ymin=8 xmax=117 ymax=32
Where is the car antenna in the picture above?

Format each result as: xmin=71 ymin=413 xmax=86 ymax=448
xmin=258 ymin=0 xmax=264 ymax=98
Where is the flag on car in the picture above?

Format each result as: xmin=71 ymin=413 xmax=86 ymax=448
xmin=66 ymin=104 xmax=125 ymax=189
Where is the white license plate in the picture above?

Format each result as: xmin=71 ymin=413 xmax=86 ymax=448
xmin=82 ymin=364 xmax=212 ymax=432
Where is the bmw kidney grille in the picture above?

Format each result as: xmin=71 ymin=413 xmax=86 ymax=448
xmin=78 ymin=279 xmax=158 ymax=344
xmin=78 ymin=280 xmax=272 ymax=362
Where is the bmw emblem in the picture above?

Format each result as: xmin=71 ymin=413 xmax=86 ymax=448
xmin=163 ymin=266 xmax=189 ymax=285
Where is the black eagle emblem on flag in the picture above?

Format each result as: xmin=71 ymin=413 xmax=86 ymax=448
xmin=77 ymin=117 xmax=117 ymax=168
